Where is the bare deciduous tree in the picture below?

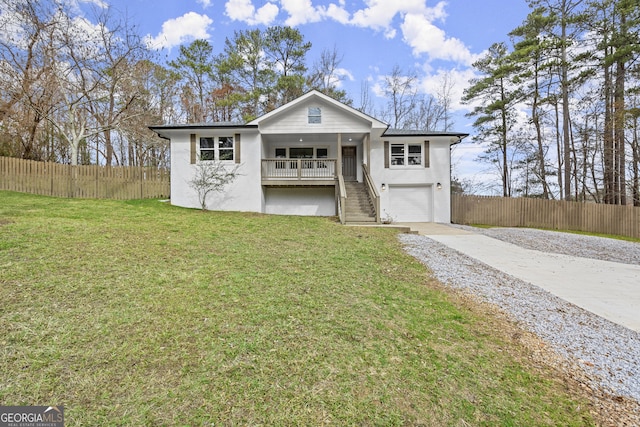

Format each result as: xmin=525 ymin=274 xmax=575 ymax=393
xmin=382 ymin=65 xmax=418 ymax=129
xmin=189 ymin=158 xmax=240 ymax=211
xmin=307 ymin=45 xmax=351 ymax=104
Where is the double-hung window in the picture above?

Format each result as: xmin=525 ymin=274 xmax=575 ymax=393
xmin=390 ymin=143 xmax=423 ymax=167
xmin=199 ymin=137 xmax=216 ymax=161
xmin=199 ymin=136 xmax=234 ymax=161
xmin=218 ymin=136 xmax=234 ymax=161
xmin=391 ymin=144 xmax=405 ymax=165
xmin=308 ymin=107 xmax=321 ymax=124
xmin=407 ymin=144 xmax=422 ymax=165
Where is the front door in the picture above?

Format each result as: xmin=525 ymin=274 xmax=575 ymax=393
xmin=342 ymin=146 xmax=357 ymax=181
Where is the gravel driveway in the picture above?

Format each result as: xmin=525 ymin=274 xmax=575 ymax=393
xmin=399 ymin=226 xmax=640 ymax=421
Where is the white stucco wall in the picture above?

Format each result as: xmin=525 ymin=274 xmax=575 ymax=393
xmin=169 ymin=129 xmax=263 ymax=212
xmin=264 ymin=187 xmax=336 ymax=216
xmin=369 ymin=136 xmax=453 ymax=223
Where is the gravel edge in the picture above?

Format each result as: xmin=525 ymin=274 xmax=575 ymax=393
xmin=398 ymin=229 xmax=640 ymax=422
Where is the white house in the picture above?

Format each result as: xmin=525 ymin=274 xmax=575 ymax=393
xmin=150 ymin=90 xmax=467 ymax=224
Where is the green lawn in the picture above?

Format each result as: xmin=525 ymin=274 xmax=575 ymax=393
xmin=0 ymin=191 xmax=594 ymax=426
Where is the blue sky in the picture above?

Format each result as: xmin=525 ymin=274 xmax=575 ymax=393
xmin=101 ymin=0 xmax=532 ymax=187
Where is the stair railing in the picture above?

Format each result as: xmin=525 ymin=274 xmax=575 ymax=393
xmin=362 ymin=164 xmax=380 ymax=223
xmin=337 ymin=174 xmax=347 ymax=224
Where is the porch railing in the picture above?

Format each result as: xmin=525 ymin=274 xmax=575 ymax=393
xmin=262 ymin=159 xmax=337 ymax=180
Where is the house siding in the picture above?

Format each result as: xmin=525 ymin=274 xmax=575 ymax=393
xmin=264 ymin=187 xmax=336 ymax=216
xmin=370 ymin=136 xmax=452 ymax=223
xmin=153 ymin=90 xmax=465 ymax=222
xmin=259 ymin=99 xmax=372 ymax=134
xmin=170 ymin=130 xmax=262 ymax=212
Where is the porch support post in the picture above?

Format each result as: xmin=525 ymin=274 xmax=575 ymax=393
xmin=365 ymin=133 xmax=370 ymax=166
xmin=337 ymin=133 xmax=342 ymax=178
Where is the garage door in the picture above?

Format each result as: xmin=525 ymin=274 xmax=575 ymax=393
xmin=388 ymin=185 xmax=433 ymax=222
xmin=265 ymin=187 xmax=336 ymax=216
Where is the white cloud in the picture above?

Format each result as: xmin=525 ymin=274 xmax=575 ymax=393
xmin=424 ymin=0 xmax=447 ymax=22
xmin=73 ymin=0 xmax=109 ymax=9
xmin=220 ymin=0 xmax=477 ymax=70
xmin=346 ymin=1 xmax=472 ymax=62
xmin=335 ymin=67 xmax=354 ymax=81
xmin=197 ymin=0 xmax=213 ymax=8
xmin=325 ymin=67 xmax=354 ymax=88
xmin=326 ymin=2 xmax=350 ymax=24
xmin=401 ymin=13 xmax=476 ymax=65
xmin=145 ymin=12 xmax=213 ymax=50
xmin=349 ymin=0 xmax=429 ymax=36
xmin=281 ymin=0 xmax=324 ymax=26
xmin=225 ymin=0 xmax=279 ymax=25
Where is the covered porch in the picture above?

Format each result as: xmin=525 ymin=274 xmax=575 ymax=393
xmin=260 ymin=132 xmax=371 ymax=185
xmin=259 ymin=132 xmax=380 ymax=223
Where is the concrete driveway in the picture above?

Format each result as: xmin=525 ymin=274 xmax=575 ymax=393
xmin=400 ymin=223 xmax=640 ymax=332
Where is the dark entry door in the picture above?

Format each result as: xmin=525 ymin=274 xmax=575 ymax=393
xmin=342 ymin=146 xmax=357 ymax=181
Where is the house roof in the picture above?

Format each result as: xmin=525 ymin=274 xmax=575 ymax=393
xmin=149 ymin=122 xmax=258 ymax=139
xmin=246 ymin=89 xmax=389 ymax=129
xmin=383 ymin=128 xmax=469 ymax=137
xmin=382 ymin=128 xmax=469 ymax=144
xmin=148 ymin=91 xmax=469 ymax=142
xmin=149 ymin=122 xmax=256 ymax=130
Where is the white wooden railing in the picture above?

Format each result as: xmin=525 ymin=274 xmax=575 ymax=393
xmin=262 ymin=159 xmax=337 ymax=180
xmin=337 ymin=174 xmax=347 ymax=224
xmin=362 ymin=164 xmax=380 ymax=223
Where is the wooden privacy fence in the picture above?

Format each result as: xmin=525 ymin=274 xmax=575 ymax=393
xmin=0 ymin=156 xmax=170 ymax=200
xmin=452 ymin=195 xmax=640 ymax=239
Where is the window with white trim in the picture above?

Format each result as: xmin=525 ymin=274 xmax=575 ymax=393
xmin=218 ymin=136 xmax=234 ymax=160
xmin=199 ymin=136 xmax=234 ymax=161
xmin=274 ymin=147 xmax=329 ymax=169
xmin=316 ymin=148 xmax=328 ymax=159
xmin=275 ymin=147 xmax=328 ymax=159
xmin=308 ymin=107 xmax=321 ymax=124
xmin=390 ymin=143 xmax=422 ymax=166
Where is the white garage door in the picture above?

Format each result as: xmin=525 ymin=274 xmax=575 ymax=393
xmin=388 ymin=185 xmax=433 ymax=222
xmin=265 ymin=187 xmax=336 ymax=216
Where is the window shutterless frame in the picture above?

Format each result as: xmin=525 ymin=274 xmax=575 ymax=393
xmin=199 ymin=137 xmax=216 ymax=161
xmin=308 ymin=107 xmax=321 ymax=124
xmin=389 ymin=143 xmax=423 ymax=167
xmin=199 ymin=136 xmax=234 ymax=161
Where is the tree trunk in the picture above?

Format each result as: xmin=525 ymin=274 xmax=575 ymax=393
xmin=603 ymin=50 xmax=615 ymax=204
xmin=532 ymin=66 xmax=549 ymax=199
xmin=614 ymin=58 xmax=626 ymax=205
xmin=632 ymin=121 xmax=639 ymax=206
xmin=500 ymin=77 xmax=509 ymax=197
xmin=561 ymin=0 xmax=572 ymax=200
xmin=555 ymin=102 xmax=564 ymax=199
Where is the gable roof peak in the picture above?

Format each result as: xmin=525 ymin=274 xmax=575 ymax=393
xmin=247 ymin=89 xmax=388 ymax=128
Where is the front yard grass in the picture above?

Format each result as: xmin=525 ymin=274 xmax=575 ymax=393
xmin=0 ymin=191 xmax=594 ymax=426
